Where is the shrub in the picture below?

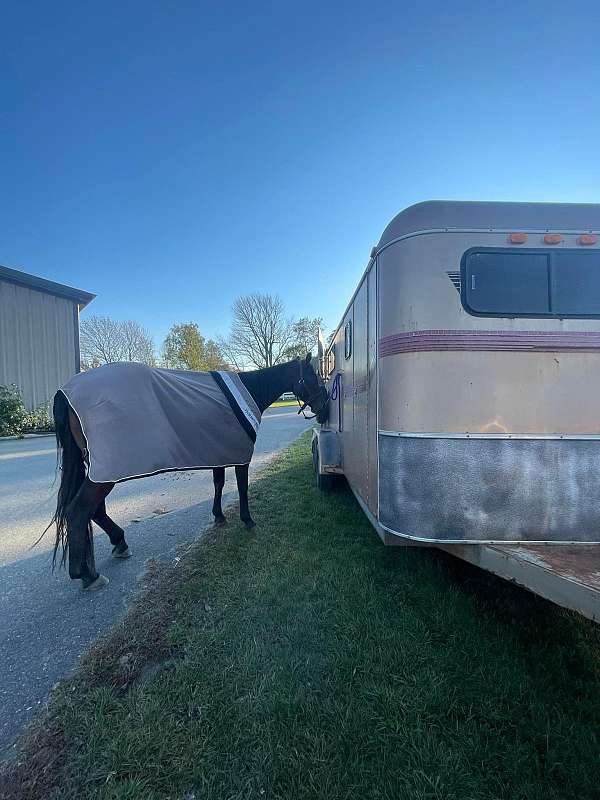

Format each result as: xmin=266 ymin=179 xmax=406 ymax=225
xmin=25 ymin=402 xmax=55 ymax=433
xmin=0 ymin=384 xmax=28 ymax=436
xmin=0 ymin=387 xmax=55 ymax=436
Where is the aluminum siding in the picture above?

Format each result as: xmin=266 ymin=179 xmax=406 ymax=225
xmin=0 ymin=280 xmax=78 ymax=409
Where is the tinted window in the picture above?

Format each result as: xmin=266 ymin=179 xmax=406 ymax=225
xmin=552 ymin=251 xmax=600 ymax=315
xmin=462 ymin=248 xmax=600 ymax=318
xmin=464 ymin=251 xmax=550 ymax=315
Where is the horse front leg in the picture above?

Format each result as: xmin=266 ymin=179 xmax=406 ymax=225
xmin=212 ymin=467 xmax=227 ymax=526
xmin=67 ymin=479 xmax=112 ymax=590
xmin=235 ymin=464 xmax=255 ymax=529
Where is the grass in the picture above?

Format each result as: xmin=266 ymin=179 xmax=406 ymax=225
xmin=2 ymin=432 xmax=600 ymax=800
xmin=268 ymin=400 xmax=297 ymax=408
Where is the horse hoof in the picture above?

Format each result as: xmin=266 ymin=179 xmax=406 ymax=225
xmin=214 ymin=517 xmax=227 ymax=527
xmin=244 ymin=520 xmax=256 ymax=530
xmin=82 ymin=574 xmax=109 ymax=592
xmin=112 ymin=546 xmax=132 ymax=559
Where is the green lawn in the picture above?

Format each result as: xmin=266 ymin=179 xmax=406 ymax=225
xmin=3 ymin=433 xmax=599 ymax=800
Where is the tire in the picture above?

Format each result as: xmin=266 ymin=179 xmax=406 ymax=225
xmin=312 ymin=438 xmax=336 ymax=491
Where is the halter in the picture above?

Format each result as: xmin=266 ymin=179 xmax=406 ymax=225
xmin=294 ymin=358 xmax=329 ymax=420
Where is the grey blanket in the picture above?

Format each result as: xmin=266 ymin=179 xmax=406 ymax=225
xmin=60 ymin=362 xmax=261 ymax=484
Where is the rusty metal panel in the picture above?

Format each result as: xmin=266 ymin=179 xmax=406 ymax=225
xmin=379 ymin=434 xmax=600 ymax=543
xmin=0 ymin=280 xmax=78 ymax=409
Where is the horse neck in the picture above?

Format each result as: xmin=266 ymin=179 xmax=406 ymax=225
xmin=238 ymin=361 xmax=298 ymax=413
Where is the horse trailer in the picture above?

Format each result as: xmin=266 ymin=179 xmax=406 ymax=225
xmin=313 ymin=200 xmax=600 ymax=622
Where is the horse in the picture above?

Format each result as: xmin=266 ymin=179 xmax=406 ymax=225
xmin=48 ymin=354 xmax=328 ymax=591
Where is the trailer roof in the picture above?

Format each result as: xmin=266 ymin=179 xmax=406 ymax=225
xmin=377 ymin=200 xmax=600 ymax=251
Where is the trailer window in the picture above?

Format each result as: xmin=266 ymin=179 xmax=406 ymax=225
xmin=461 ymin=248 xmax=600 ymax=318
xmin=552 ymin=251 xmax=600 ymax=315
xmin=344 ymin=320 xmax=352 ymax=359
xmin=463 ymin=251 xmax=550 ymax=315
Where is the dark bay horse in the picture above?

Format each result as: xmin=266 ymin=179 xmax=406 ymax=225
xmin=49 ymin=355 xmax=328 ymax=591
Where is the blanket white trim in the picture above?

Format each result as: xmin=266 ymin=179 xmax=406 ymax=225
xmin=216 ymin=370 xmax=261 ymax=435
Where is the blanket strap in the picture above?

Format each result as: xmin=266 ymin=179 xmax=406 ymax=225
xmin=210 ymin=371 xmax=258 ymax=444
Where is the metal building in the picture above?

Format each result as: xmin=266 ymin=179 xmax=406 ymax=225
xmin=0 ymin=265 xmax=95 ymax=409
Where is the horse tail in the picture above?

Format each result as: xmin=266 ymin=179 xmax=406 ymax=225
xmin=50 ymin=390 xmax=86 ymax=568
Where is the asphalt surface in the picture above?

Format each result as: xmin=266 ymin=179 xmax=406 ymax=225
xmin=0 ymin=407 xmax=311 ymax=755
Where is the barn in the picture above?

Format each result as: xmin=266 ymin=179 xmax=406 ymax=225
xmin=0 ymin=265 xmax=95 ymax=410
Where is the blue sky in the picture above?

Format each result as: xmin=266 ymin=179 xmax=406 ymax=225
xmin=2 ymin=1 xmax=600 ymax=346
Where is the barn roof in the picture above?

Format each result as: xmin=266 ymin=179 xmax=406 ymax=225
xmin=0 ymin=264 xmax=95 ymax=309
xmin=377 ymin=200 xmax=600 ymax=251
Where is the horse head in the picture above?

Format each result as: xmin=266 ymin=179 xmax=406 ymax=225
xmin=293 ymin=354 xmax=330 ymax=424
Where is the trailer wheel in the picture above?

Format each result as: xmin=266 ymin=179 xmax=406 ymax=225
xmin=312 ymin=437 xmax=336 ymax=491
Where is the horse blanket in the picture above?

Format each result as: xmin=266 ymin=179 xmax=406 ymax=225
xmin=59 ymin=362 xmax=261 ymax=484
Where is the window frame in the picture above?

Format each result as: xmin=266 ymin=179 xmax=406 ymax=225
xmin=344 ymin=319 xmax=352 ymax=359
xmin=460 ymin=246 xmax=600 ymax=320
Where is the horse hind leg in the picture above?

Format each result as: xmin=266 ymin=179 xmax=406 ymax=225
xmin=92 ymin=498 xmax=131 ymax=558
xmin=235 ymin=464 xmax=255 ymax=530
xmin=67 ymin=479 xmax=113 ymax=590
xmin=212 ymin=467 xmax=227 ymax=526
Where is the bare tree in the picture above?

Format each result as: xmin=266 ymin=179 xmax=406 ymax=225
xmin=122 ymin=320 xmax=155 ymax=365
xmin=79 ymin=316 xmax=123 ymax=367
xmin=80 ymin=315 xmax=155 ymax=369
xmin=220 ymin=293 xmax=295 ymax=369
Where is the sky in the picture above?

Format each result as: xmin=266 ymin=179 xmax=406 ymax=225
xmin=2 ymin=1 xmax=600 ymax=348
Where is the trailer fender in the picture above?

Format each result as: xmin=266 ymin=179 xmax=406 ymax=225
xmin=311 ymin=429 xmax=344 ymax=491
xmin=311 ymin=428 xmax=342 ymax=473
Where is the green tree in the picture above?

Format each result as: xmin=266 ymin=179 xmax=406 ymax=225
xmin=162 ymin=323 xmax=228 ymax=371
xmin=204 ymin=338 xmax=229 ymax=370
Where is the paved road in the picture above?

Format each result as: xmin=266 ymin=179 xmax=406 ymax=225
xmin=0 ymin=407 xmax=311 ymax=755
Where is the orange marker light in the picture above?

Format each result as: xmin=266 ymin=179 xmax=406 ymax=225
xmin=579 ymin=234 xmax=598 ymax=246
xmin=509 ymin=232 xmax=528 ymax=244
xmin=544 ymin=233 xmax=562 ymax=244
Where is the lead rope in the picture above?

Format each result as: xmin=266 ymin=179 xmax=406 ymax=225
xmin=330 ymin=372 xmax=341 ymax=401
xmin=296 ymin=397 xmax=315 ymax=419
